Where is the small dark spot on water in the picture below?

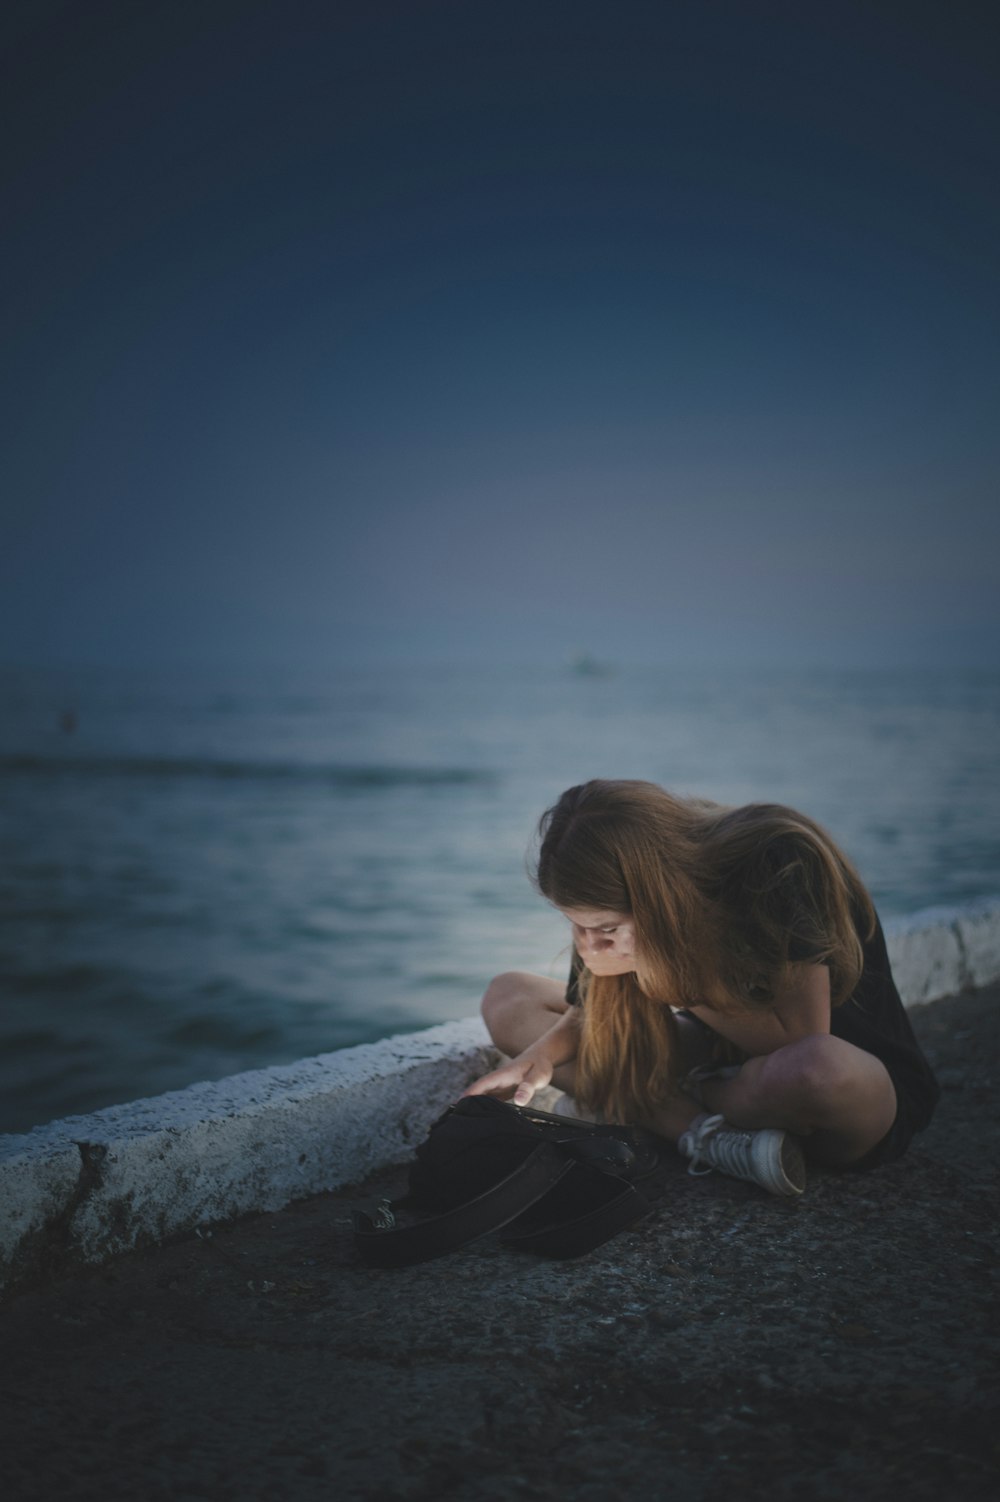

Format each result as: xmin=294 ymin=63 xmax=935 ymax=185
xmin=13 ymin=964 xmax=106 ymax=994
xmin=4 ymin=1028 xmax=59 ymax=1051
xmin=197 ymin=977 xmax=235 ymax=998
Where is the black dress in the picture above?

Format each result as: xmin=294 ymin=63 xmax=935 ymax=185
xmin=826 ymin=911 xmax=940 ymax=1167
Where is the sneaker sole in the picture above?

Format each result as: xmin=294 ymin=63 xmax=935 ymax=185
xmin=753 ymin=1131 xmax=806 ymax=1196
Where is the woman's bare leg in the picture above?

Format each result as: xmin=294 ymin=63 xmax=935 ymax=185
xmin=651 ymin=1033 xmax=898 ymax=1167
xmin=483 ymin=978 xmax=897 ymax=1169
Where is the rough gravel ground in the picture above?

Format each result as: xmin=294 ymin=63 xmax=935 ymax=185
xmin=2 ymin=985 xmax=998 ymax=1502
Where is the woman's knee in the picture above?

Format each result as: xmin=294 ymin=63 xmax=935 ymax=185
xmin=482 ymin=971 xmax=532 ymax=1022
xmin=761 ymin=1034 xmax=889 ymax=1120
xmin=787 ymin=1034 xmax=856 ymax=1093
xmin=480 ymin=971 xmax=568 ymax=1053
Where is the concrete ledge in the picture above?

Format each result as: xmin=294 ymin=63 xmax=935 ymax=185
xmin=1 ymin=1018 xmax=498 ymax=1294
xmin=883 ymin=898 xmax=1000 ymax=1004
xmin=2 ymin=898 xmax=999 ymax=1293
xmin=954 ymin=902 xmax=1000 ymax=988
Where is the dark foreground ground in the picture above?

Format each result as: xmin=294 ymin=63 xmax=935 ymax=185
xmin=2 ymin=986 xmax=999 ymax=1502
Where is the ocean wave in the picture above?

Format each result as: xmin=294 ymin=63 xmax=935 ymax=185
xmin=0 ymin=753 xmax=496 ymax=790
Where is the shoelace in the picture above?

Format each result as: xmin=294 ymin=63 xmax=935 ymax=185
xmin=683 ymin=1113 xmax=754 ymax=1178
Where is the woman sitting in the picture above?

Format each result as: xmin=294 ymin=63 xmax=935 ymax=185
xmin=465 ymin=779 xmax=940 ymax=1196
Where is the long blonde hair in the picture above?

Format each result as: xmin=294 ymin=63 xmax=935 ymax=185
xmin=535 ymin=780 xmax=875 ymax=1126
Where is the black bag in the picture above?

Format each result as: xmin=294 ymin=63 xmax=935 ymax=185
xmin=352 ymin=1095 xmax=674 ymax=1267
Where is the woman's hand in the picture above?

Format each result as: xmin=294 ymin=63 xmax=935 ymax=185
xmin=462 ymin=1051 xmax=554 ymax=1107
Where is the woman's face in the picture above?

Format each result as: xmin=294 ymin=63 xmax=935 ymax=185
xmin=559 ymin=907 xmax=637 ymax=975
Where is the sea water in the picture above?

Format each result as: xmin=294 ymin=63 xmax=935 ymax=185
xmin=2 ymin=662 xmax=999 ymax=1134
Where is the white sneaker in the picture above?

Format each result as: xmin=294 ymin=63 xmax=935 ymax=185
xmin=677 ymin=1112 xmax=806 ymax=1197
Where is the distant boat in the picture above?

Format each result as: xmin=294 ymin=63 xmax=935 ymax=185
xmin=568 ymin=653 xmax=614 ymax=678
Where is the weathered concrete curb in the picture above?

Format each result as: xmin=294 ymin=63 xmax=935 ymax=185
xmin=884 ymin=899 xmax=1000 ymax=1001
xmin=2 ymin=898 xmax=999 ymax=1292
xmin=1 ymin=1018 xmax=497 ymax=1294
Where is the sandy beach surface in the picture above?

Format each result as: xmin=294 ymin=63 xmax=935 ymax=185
xmin=3 ymin=984 xmax=998 ymax=1502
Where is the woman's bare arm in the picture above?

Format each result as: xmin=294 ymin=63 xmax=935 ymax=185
xmin=686 ymin=963 xmax=832 ymax=1057
xmin=463 ymin=1005 xmax=581 ymax=1105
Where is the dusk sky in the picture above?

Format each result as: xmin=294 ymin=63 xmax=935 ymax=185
xmin=3 ymin=1 xmax=998 ymax=670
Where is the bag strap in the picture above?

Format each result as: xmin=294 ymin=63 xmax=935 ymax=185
xmin=501 ymin=1176 xmax=649 ymax=1259
xmin=353 ymin=1141 xmax=576 ymax=1267
xmin=500 ymin=1140 xmax=675 ymax=1259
